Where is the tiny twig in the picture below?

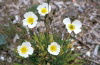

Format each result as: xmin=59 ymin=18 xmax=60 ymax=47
xmin=87 ymin=58 xmax=100 ymax=64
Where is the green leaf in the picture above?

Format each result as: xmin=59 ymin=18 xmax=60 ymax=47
xmin=13 ymin=63 xmax=22 ymax=65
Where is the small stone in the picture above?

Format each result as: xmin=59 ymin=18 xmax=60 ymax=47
xmin=0 ymin=56 xmax=5 ymax=61
xmin=71 ymin=48 xmax=75 ymax=51
xmin=0 ymin=34 xmax=7 ymax=45
xmin=7 ymin=57 xmax=12 ymax=63
xmin=86 ymin=51 xmax=91 ymax=57
xmin=13 ymin=15 xmax=19 ymax=24
xmin=77 ymin=46 xmax=81 ymax=49
xmin=13 ymin=34 xmax=20 ymax=43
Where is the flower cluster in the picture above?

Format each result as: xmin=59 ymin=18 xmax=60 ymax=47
xmin=23 ymin=3 xmax=51 ymax=28
xmin=17 ymin=41 xmax=60 ymax=58
xmin=17 ymin=3 xmax=82 ymax=58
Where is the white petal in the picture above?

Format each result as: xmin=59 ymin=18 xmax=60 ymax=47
xmin=40 ymin=3 xmax=49 ymax=9
xmin=28 ymin=47 xmax=34 ymax=55
xmin=65 ymin=24 xmax=73 ymax=33
xmin=67 ymin=29 xmax=72 ymax=33
xmin=23 ymin=19 xmax=28 ymax=26
xmin=38 ymin=10 xmax=46 ymax=16
xmin=37 ymin=8 xmax=48 ymax=16
xmin=51 ymin=42 xmax=60 ymax=49
xmin=42 ymin=3 xmax=49 ymax=7
xmin=50 ymin=51 xmax=59 ymax=55
xmin=37 ymin=3 xmax=48 ymax=10
xmin=63 ymin=18 xmax=71 ymax=25
xmin=17 ymin=46 xmax=23 ymax=54
xmin=22 ymin=41 xmax=31 ymax=47
xmin=17 ymin=46 xmax=21 ymax=52
xmin=37 ymin=5 xmax=43 ymax=10
xmin=33 ymin=14 xmax=38 ymax=20
xmin=24 ymin=12 xmax=34 ymax=18
xmin=51 ymin=42 xmax=57 ymax=45
xmin=28 ymin=21 xmax=37 ymax=28
xmin=24 ymin=12 xmax=38 ymax=20
xmin=48 ymin=5 xmax=51 ymax=13
xmin=72 ymin=20 xmax=82 ymax=28
xmin=19 ymin=53 xmax=29 ymax=58
xmin=42 ymin=3 xmax=51 ymax=12
xmin=74 ymin=28 xmax=81 ymax=34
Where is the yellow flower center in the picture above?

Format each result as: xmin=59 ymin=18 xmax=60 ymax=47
xmin=68 ymin=24 xmax=75 ymax=31
xmin=20 ymin=46 xmax=28 ymax=54
xmin=27 ymin=17 xmax=35 ymax=24
xmin=41 ymin=8 xmax=48 ymax=14
xmin=50 ymin=45 xmax=57 ymax=52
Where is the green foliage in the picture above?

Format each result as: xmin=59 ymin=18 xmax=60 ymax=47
xmin=14 ymin=63 xmax=22 ymax=65
xmin=0 ymin=23 xmax=27 ymax=43
xmin=26 ymin=4 xmax=38 ymax=13
xmin=28 ymin=33 xmax=84 ymax=65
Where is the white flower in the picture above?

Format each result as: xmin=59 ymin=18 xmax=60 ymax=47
xmin=22 ymin=12 xmax=38 ymax=28
xmin=17 ymin=41 xmax=34 ymax=58
xmin=37 ymin=3 xmax=51 ymax=16
xmin=48 ymin=42 xmax=60 ymax=55
xmin=63 ymin=18 xmax=82 ymax=34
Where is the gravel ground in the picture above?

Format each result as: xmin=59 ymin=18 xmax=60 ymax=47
xmin=0 ymin=0 xmax=100 ymax=65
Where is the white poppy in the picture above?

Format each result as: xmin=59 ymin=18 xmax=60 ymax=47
xmin=17 ymin=41 xmax=34 ymax=58
xmin=22 ymin=12 xmax=38 ymax=28
xmin=37 ymin=3 xmax=51 ymax=16
xmin=63 ymin=18 xmax=82 ymax=34
xmin=48 ymin=42 xmax=60 ymax=55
